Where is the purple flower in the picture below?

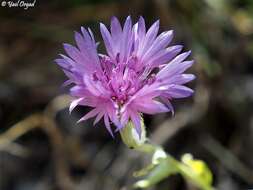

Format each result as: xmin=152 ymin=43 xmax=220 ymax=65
xmin=55 ymin=16 xmax=195 ymax=137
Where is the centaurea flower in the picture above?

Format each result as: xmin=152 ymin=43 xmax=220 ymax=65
xmin=55 ymin=16 xmax=195 ymax=137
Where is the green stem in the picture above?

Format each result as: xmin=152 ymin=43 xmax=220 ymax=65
xmin=135 ymin=143 xmax=157 ymax=153
xmin=120 ymin=120 xmax=214 ymax=190
xmin=133 ymin=143 xmax=214 ymax=190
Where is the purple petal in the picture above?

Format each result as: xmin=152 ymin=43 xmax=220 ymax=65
xmin=70 ymin=86 xmax=85 ymax=97
xmin=107 ymin=103 xmax=120 ymax=128
xmin=120 ymin=109 xmax=130 ymax=127
xmin=110 ymin=16 xmax=122 ymax=45
xmin=69 ymin=98 xmax=84 ymax=113
xmin=157 ymin=51 xmax=192 ymax=79
xmin=104 ymin=114 xmax=114 ymax=137
xmin=59 ymin=54 xmax=76 ymax=67
xmin=88 ymin=28 xmax=96 ymax=42
xmin=145 ymin=45 xmax=183 ymax=67
xmin=160 ymin=97 xmax=174 ymax=115
xmin=142 ymin=30 xmax=174 ymax=62
xmin=120 ymin=16 xmax=133 ymax=62
xmin=93 ymin=111 xmax=105 ymax=125
xmin=164 ymin=85 xmax=194 ymax=98
xmin=83 ymin=75 xmax=110 ymax=97
xmin=137 ymin=16 xmax=146 ymax=39
xmin=62 ymin=80 xmax=72 ymax=87
xmin=74 ymin=31 xmax=86 ymax=53
xmin=77 ymin=108 xmax=100 ymax=123
xmin=83 ymin=76 xmax=101 ymax=96
xmin=134 ymin=100 xmax=169 ymax=114
xmin=130 ymin=111 xmax=142 ymax=138
xmin=80 ymin=27 xmax=101 ymax=69
xmin=55 ymin=58 xmax=71 ymax=69
xmin=137 ymin=20 xmax=159 ymax=57
xmin=162 ymin=74 xmax=196 ymax=85
xmin=63 ymin=44 xmax=83 ymax=65
xmin=100 ymin=23 xmax=114 ymax=58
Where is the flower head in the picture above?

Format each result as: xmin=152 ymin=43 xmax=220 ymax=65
xmin=56 ymin=16 xmax=195 ymax=137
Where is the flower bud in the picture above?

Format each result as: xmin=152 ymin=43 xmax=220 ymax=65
xmin=120 ymin=118 xmax=146 ymax=149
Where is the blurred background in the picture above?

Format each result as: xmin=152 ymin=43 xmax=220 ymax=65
xmin=0 ymin=0 xmax=253 ymax=189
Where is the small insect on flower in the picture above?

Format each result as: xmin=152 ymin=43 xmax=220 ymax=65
xmin=55 ymin=16 xmax=195 ymax=137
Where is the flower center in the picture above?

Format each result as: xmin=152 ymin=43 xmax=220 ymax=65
xmin=94 ymin=54 xmax=156 ymax=106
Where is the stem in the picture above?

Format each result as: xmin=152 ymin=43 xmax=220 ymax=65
xmin=120 ymin=120 xmax=214 ymax=190
xmin=133 ymin=143 xmax=214 ymax=190
xmin=135 ymin=143 xmax=157 ymax=153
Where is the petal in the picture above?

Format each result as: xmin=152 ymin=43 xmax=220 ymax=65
xmin=137 ymin=16 xmax=146 ymax=38
xmin=63 ymin=44 xmax=95 ymax=74
xmin=55 ymin=58 xmax=71 ymax=69
xmin=83 ymin=76 xmax=101 ymax=96
xmin=169 ymin=51 xmax=192 ymax=65
xmin=83 ymin=75 xmax=110 ymax=97
xmin=93 ymin=111 xmax=105 ymax=125
xmin=157 ymin=51 xmax=193 ymax=80
xmin=134 ymin=100 xmax=169 ymax=114
xmin=62 ymin=80 xmax=72 ymax=87
xmin=74 ymin=29 xmax=100 ymax=72
xmin=107 ymin=103 xmax=120 ymax=127
xmin=129 ymin=82 xmax=161 ymax=101
xmin=137 ymin=20 xmax=159 ymax=57
xmin=74 ymin=31 xmax=87 ymax=53
xmin=69 ymin=98 xmax=84 ymax=113
xmin=70 ymin=86 xmax=86 ymax=97
xmin=110 ymin=16 xmax=122 ymax=44
xmin=104 ymin=114 xmax=114 ymax=137
xmin=163 ymin=85 xmax=194 ymax=98
xmin=77 ymin=108 xmax=100 ymax=123
xmin=100 ymin=23 xmax=114 ymax=58
xmin=120 ymin=16 xmax=133 ymax=62
xmin=142 ymin=30 xmax=174 ymax=62
xmin=130 ymin=111 xmax=142 ymax=139
xmin=63 ymin=44 xmax=83 ymax=65
xmin=80 ymin=27 xmax=101 ymax=69
xmin=162 ymin=74 xmax=196 ymax=85
xmin=145 ymin=45 xmax=183 ymax=67
xmin=160 ymin=97 xmax=174 ymax=115
xmin=120 ymin=109 xmax=130 ymax=127
xmin=59 ymin=54 xmax=76 ymax=67
xmin=88 ymin=27 xmax=96 ymax=42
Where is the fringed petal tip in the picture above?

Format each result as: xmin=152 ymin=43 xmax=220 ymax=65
xmin=170 ymin=105 xmax=175 ymax=116
xmin=190 ymin=74 xmax=196 ymax=82
xmin=63 ymin=43 xmax=71 ymax=50
xmin=69 ymin=98 xmax=84 ymax=114
xmin=125 ymin=15 xmax=132 ymax=22
xmin=110 ymin=16 xmax=119 ymax=22
xmin=61 ymin=80 xmax=72 ymax=88
xmin=138 ymin=15 xmax=145 ymax=24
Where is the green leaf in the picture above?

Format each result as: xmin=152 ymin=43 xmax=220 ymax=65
xmin=134 ymin=158 xmax=178 ymax=189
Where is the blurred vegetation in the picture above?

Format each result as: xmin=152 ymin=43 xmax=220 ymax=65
xmin=0 ymin=0 xmax=253 ymax=190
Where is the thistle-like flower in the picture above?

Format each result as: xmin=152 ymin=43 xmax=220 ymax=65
xmin=56 ymin=16 xmax=195 ymax=137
